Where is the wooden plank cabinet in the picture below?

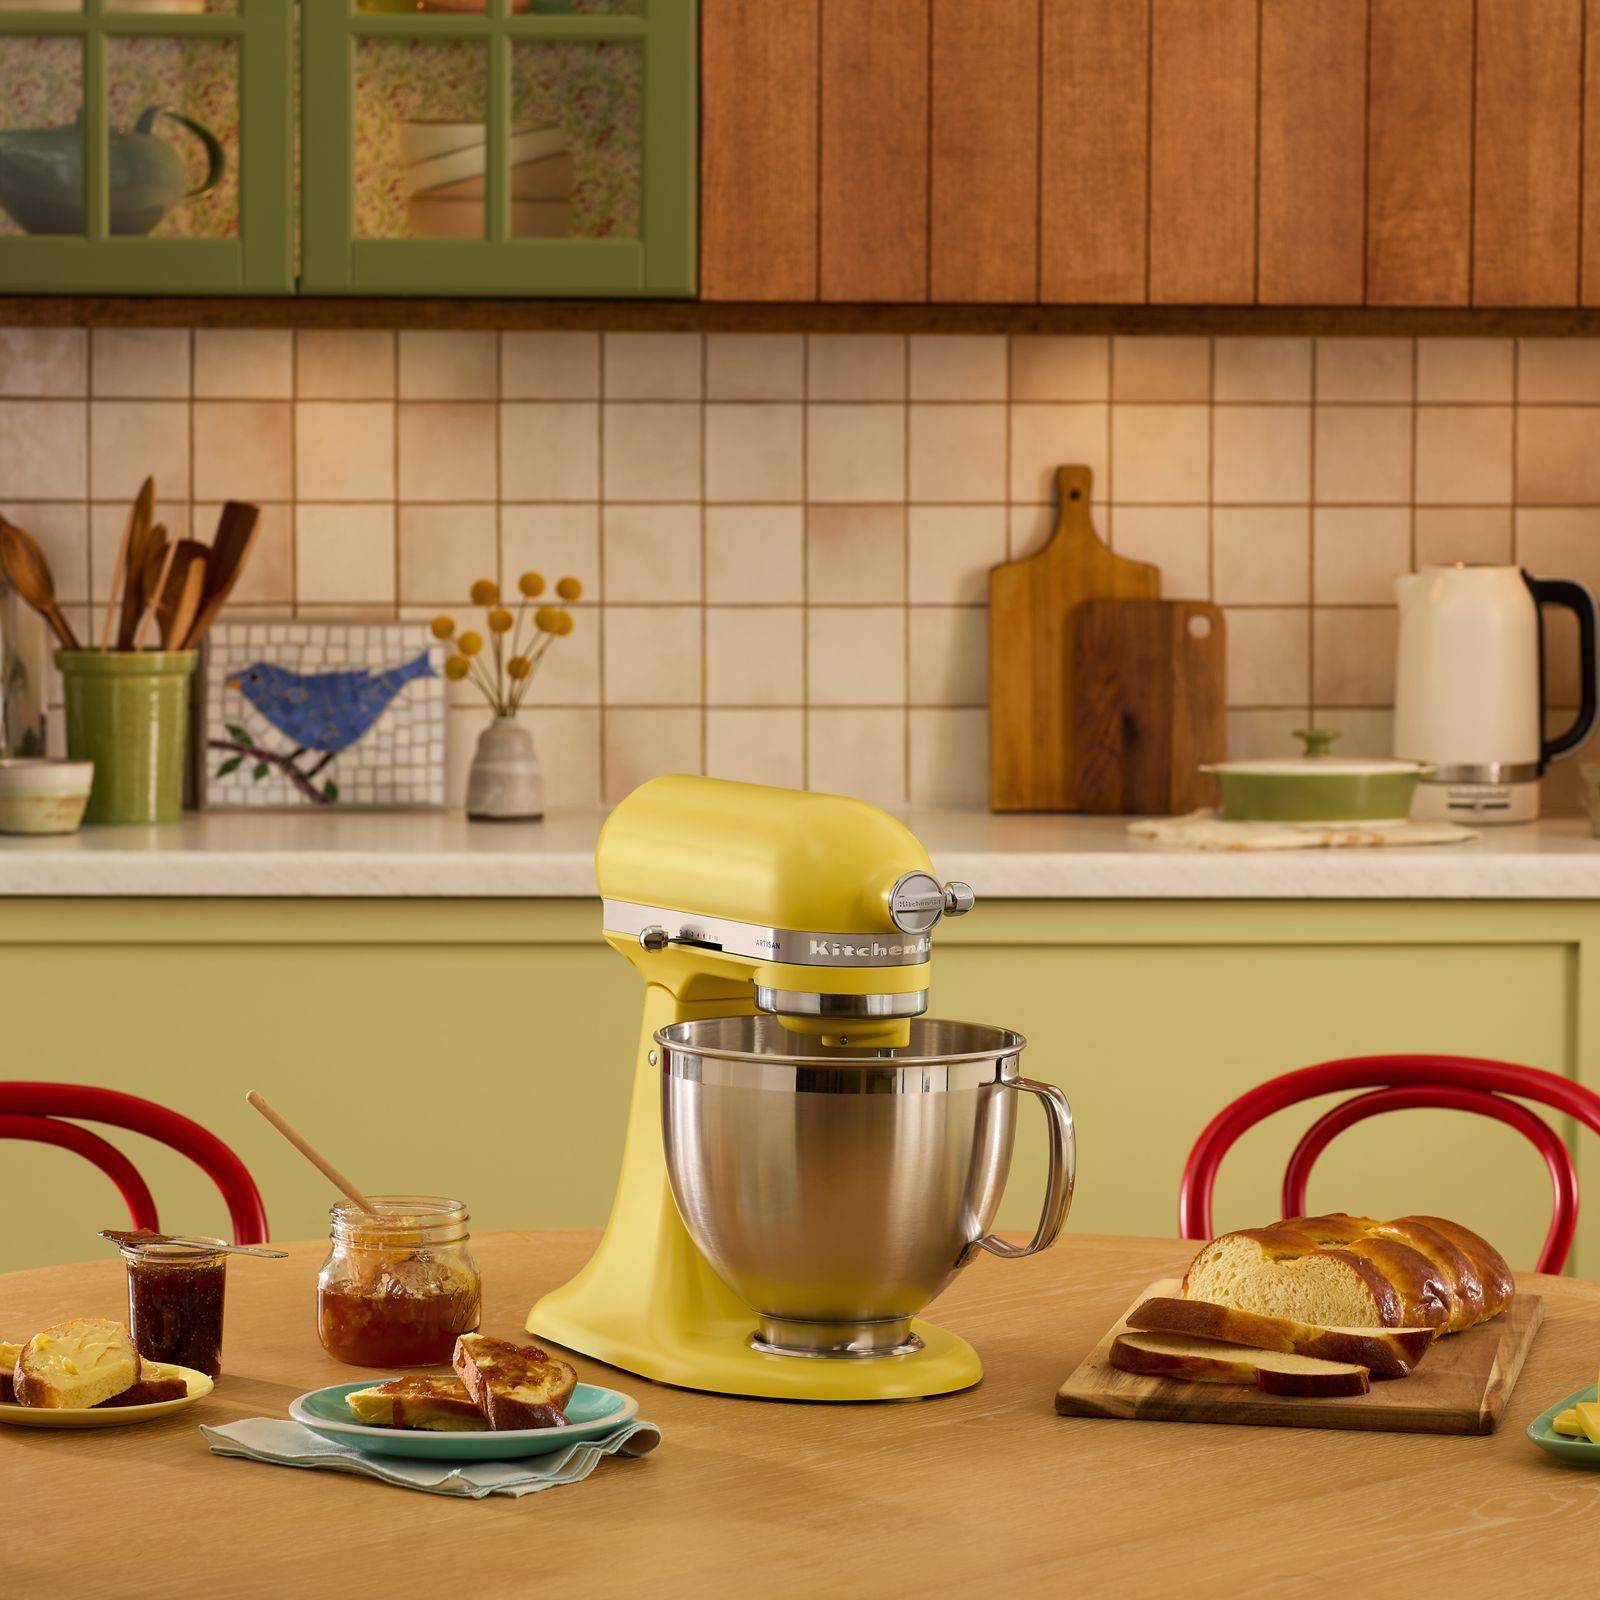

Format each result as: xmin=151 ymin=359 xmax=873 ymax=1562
xmin=700 ymin=0 xmax=1600 ymax=310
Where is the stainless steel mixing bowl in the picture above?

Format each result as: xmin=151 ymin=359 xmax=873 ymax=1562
xmin=656 ymin=1016 xmax=1074 ymax=1358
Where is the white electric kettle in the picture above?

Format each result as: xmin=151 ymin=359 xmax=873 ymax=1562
xmin=1394 ymin=565 xmax=1599 ymax=823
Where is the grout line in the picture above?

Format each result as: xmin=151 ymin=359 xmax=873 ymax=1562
xmin=800 ymin=334 xmax=812 ymax=788
xmin=1306 ymin=335 xmax=1319 ymax=716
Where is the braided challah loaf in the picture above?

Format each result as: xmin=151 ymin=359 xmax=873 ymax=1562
xmin=1181 ymin=1213 xmax=1513 ymax=1336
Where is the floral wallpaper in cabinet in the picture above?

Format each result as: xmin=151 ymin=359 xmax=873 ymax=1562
xmin=0 ymin=34 xmax=238 ymax=239
xmin=353 ymin=36 xmax=642 ymax=240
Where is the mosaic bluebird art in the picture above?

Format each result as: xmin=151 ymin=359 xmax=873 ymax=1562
xmin=200 ymin=622 xmax=446 ymax=810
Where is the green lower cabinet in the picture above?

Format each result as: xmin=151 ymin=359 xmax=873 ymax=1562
xmin=3 ymin=898 xmax=1591 ymax=1279
xmin=0 ymin=2 xmax=294 ymax=294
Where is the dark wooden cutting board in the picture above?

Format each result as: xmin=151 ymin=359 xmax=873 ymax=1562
xmin=1056 ymin=1277 xmax=1544 ymax=1435
xmin=988 ymin=465 xmax=1159 ymax=810
xmin=1069 ymin=598 xmax=1226 ymax=815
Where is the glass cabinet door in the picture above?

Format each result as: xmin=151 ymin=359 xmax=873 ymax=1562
xmin=0 ymin=0 xmax=292 ymax=292
xmin=301 ymin=0 xmax=695 ymax=295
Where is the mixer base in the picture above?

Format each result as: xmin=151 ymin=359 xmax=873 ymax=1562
xmin=530 ymin=1293 xmax=983 ymax=1400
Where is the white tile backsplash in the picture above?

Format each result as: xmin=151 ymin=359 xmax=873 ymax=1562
xmin=13 ymin=327 xmax=1600 ymax=812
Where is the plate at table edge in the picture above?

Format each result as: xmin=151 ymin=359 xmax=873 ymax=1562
xmin=288 ymin=1379 xmax=639 ymax=1460
xmin=0 ymin=1364 xmax=213 ymax=1428
xmin=1527 ymin=1383 xmax=1600 ymax=1464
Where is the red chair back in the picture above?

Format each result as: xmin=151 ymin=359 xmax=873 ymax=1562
xmin=1179 ymin=1055 xmax=1600 ymax=1273
xmin=0 ymin=1083 xmax=268 ymax=1245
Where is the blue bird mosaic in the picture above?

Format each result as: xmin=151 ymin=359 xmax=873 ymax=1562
xmin=224 ymin=651 xmax=436 ymax=794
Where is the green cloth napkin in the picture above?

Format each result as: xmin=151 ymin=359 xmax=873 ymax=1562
xmin=200 ymin=1417 xmax=660 ymax=1498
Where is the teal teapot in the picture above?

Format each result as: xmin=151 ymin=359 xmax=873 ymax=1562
xmin=0 ymin=107 xmax=224 ymax=236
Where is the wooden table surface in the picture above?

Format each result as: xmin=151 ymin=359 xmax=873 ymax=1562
xmin=6 ymin=1230 xmax=1600 ymax=1599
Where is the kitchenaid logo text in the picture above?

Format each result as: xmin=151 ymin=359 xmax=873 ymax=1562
xmin=809 ymin=936 xmax=930 ymax=960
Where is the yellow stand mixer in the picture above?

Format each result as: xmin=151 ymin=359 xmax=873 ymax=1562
xmin=528 ymin=775 xmax=1074 ymax=1401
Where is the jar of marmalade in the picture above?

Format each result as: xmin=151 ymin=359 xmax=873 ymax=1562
xmin=120 ymin=1237 xmax=228 ymax=1377
xmin=316 ymin=1196 xmax=481 ymax=1367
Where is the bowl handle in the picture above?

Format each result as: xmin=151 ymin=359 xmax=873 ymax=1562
xmin=974 ymin=1076 xmax=1075 ymax=1260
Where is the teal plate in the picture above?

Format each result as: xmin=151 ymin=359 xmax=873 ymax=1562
xmin=289 ymin=1379 xmax=638 ymax=1461
xmin=1527 ymin=1383 xmax=1599 ymax=1465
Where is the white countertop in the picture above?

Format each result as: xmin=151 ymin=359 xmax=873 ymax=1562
xmin=1 ymin=809 xmax=1599 ymax=899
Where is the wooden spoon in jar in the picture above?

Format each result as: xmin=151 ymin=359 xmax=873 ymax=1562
xmin=245 ymin=1091 xmax=379 ymax=1217
xmin=0 ymin=517 xmax=80 ymax=651
xmin=182 ymin=500 xmax=261 ymax=650
xmin=157 ymin=540 xmax=208 ymax=651
xmin=112 ymin=476 xmax=156 ymax=651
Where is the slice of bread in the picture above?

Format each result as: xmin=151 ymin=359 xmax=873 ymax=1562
xmin=345 ymin=1375 xmax=490 ymax=1433
xmin=452 ymin=1334 xmax=576 ymax=1430
xmin=1109 ymin=1332 xmax=1370 ymax=1397
xmin=1125 ymin=1297 xmax=1434 ymax=1379
xmin=95 ymin=1372 xmax=189 ymax=1408
xmin=14 ymin=1318 xmax=139 ymax=1409
xmin=0 ymin=1341 xmax=21 ymax=1403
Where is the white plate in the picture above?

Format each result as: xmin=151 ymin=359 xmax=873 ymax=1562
xmin=0 ymin=1364 xmax=212 ymax=1429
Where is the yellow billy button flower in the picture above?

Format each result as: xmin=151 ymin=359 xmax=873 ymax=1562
xmin=430 ymin=615 xmax=455 ymax=640
xmin=556 ymin=575 xmax=583 ymax=602
xmin=487 ymin=606 xmax=514 ymax=634
xmin=469 ymin=578 xmax=500 ymax=606
xmin=518 ymin=571 xmax=546 ymax=598
xmin=457 ymin=630 xmax=485 ymax=657
xmin=443 ymin=655 xmax=470 ymax=681
xmin=553 ymin=610 xmax=575 ymax=636
xmin=533 ymin=605 xmax=560 ymax=634
xmin=507 ymin=655 xmax=533 ymax=681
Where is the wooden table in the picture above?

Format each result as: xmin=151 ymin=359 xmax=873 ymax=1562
xmin=6 ymin=1231 xmax=1600 ymax=1598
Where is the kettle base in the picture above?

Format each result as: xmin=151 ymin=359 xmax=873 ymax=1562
xmin=1412 ymin=778 xmax=1540 ymax=825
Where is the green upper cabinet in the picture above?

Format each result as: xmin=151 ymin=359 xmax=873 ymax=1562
xmin=0 ymin=0 xmax=294 ymax=293
xmin=300 ymin=0 xmax=697 ymax=297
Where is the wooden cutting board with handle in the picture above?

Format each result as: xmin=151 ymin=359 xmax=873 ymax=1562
xmin=1069 ymin=598 xmax=1226 ymax=815
xmin=989 ymin=465 xmax=1159 ymax=810
xmin=1056 ymin=1277 xmax=1544 ymax=1435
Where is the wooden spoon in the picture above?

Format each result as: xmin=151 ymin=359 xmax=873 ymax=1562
xmin=182 ymin=500 xmax=261 ymax=650
xmin=157 ymin=540 xmax=208 ymax=651
xmin=111 ymin=476 xmax=155 ymax=651
xmin=0 ymin=516 xmax=80 ymax=651
xmin=245 ymin=1091 xmax=378 ymax=1216
xmin=132 ymin=533 xmax=177 ymax=650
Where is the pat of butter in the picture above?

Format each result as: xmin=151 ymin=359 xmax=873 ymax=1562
xmin=1575 ymin=1401 xmax=1600 ymax=1445
xmin=1554 ymin=1408 xmax=1585 ymax=1436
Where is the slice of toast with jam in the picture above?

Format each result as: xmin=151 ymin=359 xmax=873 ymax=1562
xmin=452 ymin=1334 xmax=576 ymax=1430
xmin=346 ymin=1374 xmax=489 ymax=1432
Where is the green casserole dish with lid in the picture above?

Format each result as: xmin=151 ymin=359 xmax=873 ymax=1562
xmin=1200 ymin=729 xmax=1433 ymax=823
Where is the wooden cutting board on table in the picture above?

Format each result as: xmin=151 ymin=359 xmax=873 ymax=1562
xmin=1069 ymin=598 xmax=1226 ymax=814
xmin=1056 ymin=1277 xmax=1544 ymax=1435
xmin=988 ymin=465 xmax=1158 ymax=811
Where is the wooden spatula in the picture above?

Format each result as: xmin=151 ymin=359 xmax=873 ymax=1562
xmin=0 ymin=516 xmax=80 ymax=651
xmin=113 ymin=475 xmax=156 ymax=651
xmin=159 ymin=544 xmax=207 ymax=650
xmin=182 ymin=500 xmax=261 ymax=650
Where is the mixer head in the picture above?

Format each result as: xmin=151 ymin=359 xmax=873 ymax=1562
xmin=597 ymin=776 xmax=975 ymax=1047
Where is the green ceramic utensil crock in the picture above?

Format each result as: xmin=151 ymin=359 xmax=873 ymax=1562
xmin=1201 ymin=729 xmax=1433 ymax=823
xmin=57 ymin=650 xmax=196 ymax=825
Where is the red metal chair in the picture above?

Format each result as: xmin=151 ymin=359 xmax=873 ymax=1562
xmin=0 ymin=1083 xmax=268 ymax=1245
xmin=1179 ymin=1055 xmax=1600 ymax=1273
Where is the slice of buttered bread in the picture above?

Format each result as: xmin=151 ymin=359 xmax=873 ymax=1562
xmin=14 ymin=1318 xmax=138 ymax=1409
xmin=453 ymin=1334 xmax=576 ymax=1430
xmin=1109 ymin=1332 xmax=1370 ymax=1397
xmin=0 ymin=1340 xmax=21 ymax=1403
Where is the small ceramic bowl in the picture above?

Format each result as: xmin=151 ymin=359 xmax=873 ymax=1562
xmin=0 ymin=758 xmax=94 ymax=835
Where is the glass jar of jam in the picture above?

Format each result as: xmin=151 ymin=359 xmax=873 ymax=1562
xmin=316 ymin=1196 xmax=481 ymax=1367
xmin=120 ymin=1238 xmax=228 ymax=1378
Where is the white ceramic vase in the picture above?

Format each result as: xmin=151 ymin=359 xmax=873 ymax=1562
xmin=466 ymin=714 xmax=544 ymax=822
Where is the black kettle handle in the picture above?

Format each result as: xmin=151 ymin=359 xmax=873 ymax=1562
xmin=1528 ymin=575 xmax=1600 ymax=763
